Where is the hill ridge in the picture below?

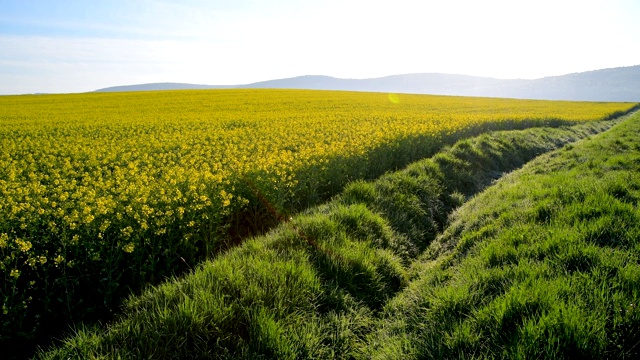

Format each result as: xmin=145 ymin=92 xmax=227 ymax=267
xmin=94 ymin=65 xmax=640 ymax=102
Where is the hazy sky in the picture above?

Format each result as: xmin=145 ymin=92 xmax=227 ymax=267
xmin=1 ymin=0 xmax=639 ymax=94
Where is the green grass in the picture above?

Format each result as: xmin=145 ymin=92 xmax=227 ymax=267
xmin=364 ymin=112 xmax=640 ymax=359
xmin=36 ymin=113 xmax=638 ymax=359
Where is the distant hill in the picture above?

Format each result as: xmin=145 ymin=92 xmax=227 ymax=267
xmin=94 ymin=82 xmax=234 ymax=92
xmin=94 ymin=65 xmax=640 ymax=102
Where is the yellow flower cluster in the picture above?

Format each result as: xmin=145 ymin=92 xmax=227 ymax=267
xmin=0 ymin=89 xmax=635 ymax=323
xmin=14 ymin=238 xmax=32 ymax=253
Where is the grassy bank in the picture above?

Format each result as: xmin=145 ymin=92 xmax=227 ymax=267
xmin=36 ymin=114 xmax=634 ymax=359
xmin=365 ymin=112 xmax=640 ymax=359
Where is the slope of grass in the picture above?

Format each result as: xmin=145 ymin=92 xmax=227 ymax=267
xmin=364 ymin=112 xmax=640 ymax=359
xmin=36 ymin=115 xmax=633 ymax=359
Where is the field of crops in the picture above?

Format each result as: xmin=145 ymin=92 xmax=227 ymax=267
xmin=38 ymin=110 xmax=640 ymax=359
xmin=0 ymin=89 xmax=636 ymax=351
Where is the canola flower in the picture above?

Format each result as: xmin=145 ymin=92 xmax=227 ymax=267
xmin=0 ymin=88 xmax=636 ymax=344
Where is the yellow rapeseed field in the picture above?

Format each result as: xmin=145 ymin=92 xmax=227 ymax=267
xmin=0 ymin=88 xmax=636 ymax=341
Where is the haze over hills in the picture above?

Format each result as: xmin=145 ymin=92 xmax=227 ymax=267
xmin=94 ymin=65 xmax=640 ymax=102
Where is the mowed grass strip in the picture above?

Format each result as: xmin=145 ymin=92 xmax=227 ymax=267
xmin=36 ymin=115 xmax=631 ymax=359
xmin=364 ymin=111 xmax=640 ymax=359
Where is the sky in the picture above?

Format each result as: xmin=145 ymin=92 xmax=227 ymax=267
xmin=1 ymin=0 xmax=639 ymax=94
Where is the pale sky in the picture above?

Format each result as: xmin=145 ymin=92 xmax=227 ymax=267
xmin=1 ymin=0 xmax=639 ymax=94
